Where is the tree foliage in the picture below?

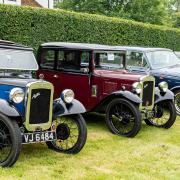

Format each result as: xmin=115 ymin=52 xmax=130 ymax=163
xmin=56 ymin=0 xmax=169 ymax=25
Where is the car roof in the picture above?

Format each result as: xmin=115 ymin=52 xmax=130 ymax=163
xmin=41 ymin=42 xmax=173 ymax=53
xmin=0 ymin=40 xmax=33 ymax=51
xmin=114 ymin=46 xmax=172 ymax=52
xmin=41 ymin=42 xmax=125 ymax=52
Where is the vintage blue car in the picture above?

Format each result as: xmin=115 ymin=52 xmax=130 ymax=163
xmin=0 ymin=40 xmax=87 ymax=167
xmin=114 ymin=46 xmax=180 ymax=115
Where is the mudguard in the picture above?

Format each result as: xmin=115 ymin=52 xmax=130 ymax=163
xmin=93 ymin=90 xmax=142 ymax=112
xmin=0 ymin=99 xmax=20 ymax=117
xmin=112 ymin=90 xmax=142 ymax=104
xmin=170 ymin=86 xmax=180 ymax=92
xmin=53 ymin=98 xmax=86 ymax=119
xmin=154 ymin=88 xmax=174 ymax=104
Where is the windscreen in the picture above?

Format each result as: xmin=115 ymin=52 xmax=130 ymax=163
xmin=94 ymin=51 xmax=124 ymax=70
xmin=0 ymin=48 xmax=38 ymax=70
xmin=146 ymin=50 xmax=180 ymax=69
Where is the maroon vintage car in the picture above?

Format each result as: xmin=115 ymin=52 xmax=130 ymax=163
xmin=37 ymin=42 xmax=176 ymax=137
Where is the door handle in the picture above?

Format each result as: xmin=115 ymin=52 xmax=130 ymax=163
xmin=53 ymin=74 xmax=59 ymax=78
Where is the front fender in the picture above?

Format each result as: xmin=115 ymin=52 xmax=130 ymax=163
xmin=170 ymin=86 xmax=180 ymax=92
xmin=0 ymin=99 xmax=20 ymax=117
xmin=112 ymin=90 xmax=142 ymax=104
xmin=154 ymin=88 xmax=174 ymax=104
xmin=93 ymin=90 xmax=142 ymax=112
xmin=53 ymin=98 xmax=86 ymax=119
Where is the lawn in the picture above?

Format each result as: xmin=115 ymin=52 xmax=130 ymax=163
xmin=0 ymin=114 xmax=180 ymax=180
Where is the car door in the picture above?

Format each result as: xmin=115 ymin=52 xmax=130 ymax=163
xmin=38 ymin=48 xmax=95 ymax=110
xmin=126 ymin=51 xmax=150 ymax=74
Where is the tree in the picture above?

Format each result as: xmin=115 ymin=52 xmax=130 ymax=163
xmin=56 ymin=0 xmax=169 ymax=25
xmin=169 ymin=0 xmax=180 ymax=12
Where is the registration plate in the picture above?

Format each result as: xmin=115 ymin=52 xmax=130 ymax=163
xmin=22 ymin=131 xmax=57 ymax=144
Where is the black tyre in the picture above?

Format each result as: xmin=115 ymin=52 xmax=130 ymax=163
xmin=174 ymin=89 xmax=180 ymax=115
xmin=0 ymin=114 xmax=22 ymax=167
xmin=105 ymin=98 xmax=142 ymax=137
xmin=46 ymin=114 xmax=87 ymax=154
xmin=144 ymin=101 xmax=176 ymax=128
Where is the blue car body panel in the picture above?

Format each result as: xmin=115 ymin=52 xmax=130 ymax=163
xmin=0 ymin=84 xmax=25 ymax=117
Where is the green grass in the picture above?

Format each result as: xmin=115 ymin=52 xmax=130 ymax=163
xmin=0 ymin=114 xmax=180 ymax=180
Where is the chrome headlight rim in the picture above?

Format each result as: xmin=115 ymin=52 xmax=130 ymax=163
xmin=132 ymin=82 xmax=142 ymax=94
xmin=9 ymin=88 xmax=24 ymax=104
xmin=61 ymin=89 xmax=75 ymax=104
xmin=158 ymin=81 xmax=168 ymax=93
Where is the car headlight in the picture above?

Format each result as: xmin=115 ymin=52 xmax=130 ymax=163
xmin=158 ymin=81 xmax=168 ymax=93
xmin=61 ymin=89 xmax=74 ymax=104
xmin=132 ymin=82 xmax=142 ymax=94
xmin=9 ymin=88 xmax=24 ymax=103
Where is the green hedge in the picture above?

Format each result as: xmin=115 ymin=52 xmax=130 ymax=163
xmin=1 ymin=4 xmax=180 ymax=51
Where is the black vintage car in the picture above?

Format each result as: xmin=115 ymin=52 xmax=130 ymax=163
xmin=0 ymin=40 xmax=87 ymax=167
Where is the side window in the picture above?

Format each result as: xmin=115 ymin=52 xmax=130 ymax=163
xmin=57 ymin=50 xmax=80 ymax=71
xmin=40 ymin=50 xmax=55 ymax=69
xmin=126 ymin=51 xmax=149 ymax=69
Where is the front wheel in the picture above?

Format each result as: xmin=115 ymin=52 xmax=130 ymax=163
xmin=0 ymin=114 xmax=22 ymax=167
xmin=174 ymin=90 xmax=180 ymax=115
xmin=144 ymin=101 xmax=176 ymax=128
xmin=46 ymin=114 xmax=87 ymax=154
xmin=105 ymin=98 xmax=142 ymax=137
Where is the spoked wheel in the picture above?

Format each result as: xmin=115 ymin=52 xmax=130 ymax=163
xmin=174 ymin=90 xmax=180 ymax=115
xmin=46 ymin=114 xmax=87 ymax=154
xmin=106 ymin=98 xmax=141 ymax=137
xmin=0 ymin=114 xmax=22 ymax=167
xmin=145 ymin=101 xmax=176 ymax=128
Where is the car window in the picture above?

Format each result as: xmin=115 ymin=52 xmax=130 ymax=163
xmin=40 ymin=50 xmax=55 ymax=69
xmin=146 ymin=50 xmax=180 ymax=69
xmin=57 ymin=50 xmax=80 ymax=71
xmin=94 ymin=52 xmax=124 ymax=70
xmin=0 ymin=48 xmax=38 ymax=71
xmin=57 ymin=50 xmax=90 ymax=73
xmin=126 ymin=51 xmax=149 ymax=70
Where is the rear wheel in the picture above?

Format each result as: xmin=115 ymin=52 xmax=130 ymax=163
xmin=0 ymin=114 xmax=22 ymax=167
xmin=105 ymin=98 xmax=141 ymax=137
xmin=145 ymin=101 xmax=176 ymax=128
xmin=46 ymin=114 xmax=87 ymax=154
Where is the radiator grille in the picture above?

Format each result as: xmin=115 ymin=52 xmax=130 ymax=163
xmin=142 ymin=81 xmax=154 ymax=107
xmin=29 ymin=89 xmax=51 ymax=124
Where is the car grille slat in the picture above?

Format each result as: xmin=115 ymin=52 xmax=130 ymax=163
xmin=29 ymin=89 xmax=51 ymax=124
xmin=142 ymin=81 xmax=154 ymax=107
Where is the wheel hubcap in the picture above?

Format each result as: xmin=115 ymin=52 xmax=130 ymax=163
xmin=57 ymin=123 xmax=70 ymax=140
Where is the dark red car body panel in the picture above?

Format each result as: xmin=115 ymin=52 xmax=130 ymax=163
xmin=37 ymin=69 xmax=142 ymax=111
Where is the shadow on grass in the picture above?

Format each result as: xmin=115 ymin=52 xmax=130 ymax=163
xmin=83 ymin=113 xmax=108 ymax=131
xmin=82 ymin=112 xmax=152 ymax=133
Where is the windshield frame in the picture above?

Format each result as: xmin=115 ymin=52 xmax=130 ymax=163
xmin=0 ymin=47 xmax=39 ymax=71
xmin=145 ymin=50 xmax=180 ymax=70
